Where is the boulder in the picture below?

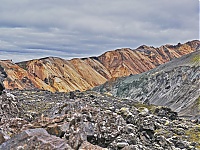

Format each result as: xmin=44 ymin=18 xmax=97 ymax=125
xmin=79 ymin=141 xmax=108 ymax=150
xmin=0 ymin=128 xmax=72 ymax=150
xmin=0 ymin=131 xmax=5 ymax=144
xmin=154 ymin=107 xmax=178 ymax=120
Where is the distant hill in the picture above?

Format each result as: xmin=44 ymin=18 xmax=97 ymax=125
xmin=94 ymin=50 xmax=200 ymax=118
xmin=0 ymin=40 xmax=199 ymax=92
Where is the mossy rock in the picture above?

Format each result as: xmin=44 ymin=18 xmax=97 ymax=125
xmin=185 ymin=125 xmax=200 ymax=148
xmin=133 ymin=102 xmax=157 ymax=113
xmin=191 ymin=54 xmax=200 ymax=64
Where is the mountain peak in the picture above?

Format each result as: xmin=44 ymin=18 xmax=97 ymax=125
xmin=136 ymin=45 xmax=153 ymax=50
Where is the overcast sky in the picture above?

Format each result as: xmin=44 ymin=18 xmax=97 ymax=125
xmin=0 ymin=0 xmax=199 ymax=62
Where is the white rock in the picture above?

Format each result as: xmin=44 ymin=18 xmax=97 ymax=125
xmin=117 ymin=142 xmax=129 ymax=148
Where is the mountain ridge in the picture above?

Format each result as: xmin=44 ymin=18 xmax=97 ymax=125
xmin=0 ymin=40 xmax=200 ymax=149
xmin=0 ymin=40 xmax=199 ymax=92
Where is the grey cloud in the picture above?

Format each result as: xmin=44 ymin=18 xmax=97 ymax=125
xmin=0 ymin=0 xmax=198 ymax=62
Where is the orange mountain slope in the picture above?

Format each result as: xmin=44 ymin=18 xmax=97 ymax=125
xmin=0 ymin=40 xmax=199 ymax=92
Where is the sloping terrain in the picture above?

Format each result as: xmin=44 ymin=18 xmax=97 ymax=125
xmin=0 ymin=60 xmax=56 ymax=92
xmin=0 ymin=89 xmax=200 ymax=149
xmin=94 ymin=50 xmax=200 ymax=118
xmin=96 ymin=40 xmax=199 ymax=78
xmin=0 ymin=55 xmax=200 ymax=149
xmin=20 ymin=57 xmax=106 ymax=92
xmin=0 ymin=40 xmax=199 ymax=92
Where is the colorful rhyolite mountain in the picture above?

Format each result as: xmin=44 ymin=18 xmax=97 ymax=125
xmin=0 ymin=40 xmax=199 ymax=92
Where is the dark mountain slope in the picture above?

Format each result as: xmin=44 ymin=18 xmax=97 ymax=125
xmin=94 ymin=50 xmax=200 ymax=118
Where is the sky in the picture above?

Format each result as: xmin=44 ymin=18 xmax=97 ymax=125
xmin=0 ymin=0 xmax=199 ymax=62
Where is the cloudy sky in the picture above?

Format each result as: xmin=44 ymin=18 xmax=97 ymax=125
xmin=0 ymin=0 xmax=199 ymax=62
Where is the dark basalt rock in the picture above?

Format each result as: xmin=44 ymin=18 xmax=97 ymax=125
xmin=0 ymin=66 xmax=7 ymax=94
xmin=0 ymin=84 xmax=4 ymax=94
xmin=0 ymin=131 xmax=5 ymax=145
xmin=69 ymin=91 xmax=75 ymax=99
xmin=154 ymin=107 xmax=178 ymax=120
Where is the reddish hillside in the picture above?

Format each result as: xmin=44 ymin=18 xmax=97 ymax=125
xmin=0 ymin=40 xmax=199 ymax=92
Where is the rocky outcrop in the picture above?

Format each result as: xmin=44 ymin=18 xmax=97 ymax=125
xmin=0 ymin=91 xmax=22 ymax=120
xmin=0 ymin=40 xmax=199 ymax=92
xmin=0 ymin=65 xmax=7 ymax=93
xmin=0 ymin=128 xmax=72 ymax=150
xmin=94 ymin=50 xmax=200 ymax=118
xmin=0 ymin=90 xmax=199 ymax=149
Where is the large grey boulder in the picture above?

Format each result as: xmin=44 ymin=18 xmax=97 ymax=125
xmin=0 ymin=128 xmax=72 ymax=150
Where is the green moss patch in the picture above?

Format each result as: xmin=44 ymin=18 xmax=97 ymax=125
xmin=185 ymin=124 xmax=200 ymax=148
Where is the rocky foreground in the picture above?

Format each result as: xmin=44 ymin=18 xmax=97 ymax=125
xmin=0 ymin=89 xmax=199 ymax=150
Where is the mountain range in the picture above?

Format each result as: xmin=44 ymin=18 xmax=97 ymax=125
xmin=0 ymin=40 xmax=200 ymax=149
xmin=0 ymin=40 xmax=199 ymax=92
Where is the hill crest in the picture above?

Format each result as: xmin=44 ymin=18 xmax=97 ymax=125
xmin=0 ymin=40 xmax=199 ymax=92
